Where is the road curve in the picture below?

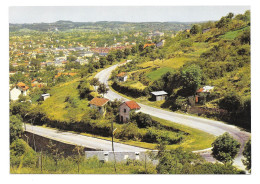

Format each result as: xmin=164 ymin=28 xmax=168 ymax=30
xmin=95 ymin=64 xmax=251 ymax=170
xmin=25 ymin=124 xmax=147 ymax=152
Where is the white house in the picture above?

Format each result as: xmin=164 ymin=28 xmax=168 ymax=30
xmin=41 ymin=93 xmax=50 ymax=101
xmin=10 ymin=82 xmax=29 ymax=101
xmin=119 ymin=101 xmax=141 ymax=123
xmin=116 ymin=72 xmax=128 ymax=82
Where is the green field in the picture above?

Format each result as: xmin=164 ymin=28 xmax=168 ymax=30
xmin=220 ymin=26 xmax=250 ymax=40
xmin=146 ymin=67 xmax=173 ymax=81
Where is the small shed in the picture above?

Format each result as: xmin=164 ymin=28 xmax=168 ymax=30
xmin=116 ymin=72 xmax=128 ymax=82
xmin=41 ymin=93 xmax=50 ymax=101
xmin=150 ymin=91 xmax=168 ymax=101
xmin=196 ymin=86 xmax=214 ymax=104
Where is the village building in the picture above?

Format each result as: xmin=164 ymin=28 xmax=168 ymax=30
xmin=156 ymin=40 xmax=165 ymax=47
xmin=116 ymin=72 xmax=128 ymax=82
xmin=195 ymin=86 xmax=214 ymax=104
xmin=76 ymin=58 xmax=89 ymax=65
xmin=89 ymin=97 xmax=110 ymax=115
xmin=150 ymin=91 xmax=168 ymax=101
xmin=41 ymin=93 xmax=50 ymax=101
xmin=10 ymin=82 xmax=29 ymax=101
xmin=143 ymin=43 xmax=156 ymax=49
xmin=119 ymin=101 xmax=141 ymax=123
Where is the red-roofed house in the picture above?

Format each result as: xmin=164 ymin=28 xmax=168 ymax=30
xmin=116 ymin=72 xmax=128 ymax=82
xmin=89 ymin=97 xmax=110 ymax=115
xmin=119 ymin=101 xmax=141 ymax=123
xmin=10 ymin=82 xmax=29 ymax=101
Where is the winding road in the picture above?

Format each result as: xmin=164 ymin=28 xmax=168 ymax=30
xmin=95 ymin=63 xmax=251 ymax=170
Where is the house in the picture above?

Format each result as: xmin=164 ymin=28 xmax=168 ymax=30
xmin=156 ymin=40 xmax=165 ymax=47
xmin=143 ymin=43 xmax=156 ymax=49
xmin=41 ymin=93 xmax=50 ymax=101
xmin=150 ymin=91 xmax=168 ymax=101
xmin=10 ymin=82 xmax=29 ymax=101
xmin=76 ymin=58 xmax=89 ymax=65
xmin=119 ymin=101 xmax=141 ymax=123
xmin=116 ymin=72 xmax=128 ymax=82
xmin=89 ymin=97 xmax=110 ymax=115
xmin=195 ymin=86 xmax=214 ymax=104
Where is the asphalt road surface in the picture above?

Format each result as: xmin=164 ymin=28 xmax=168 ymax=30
xmin=25 ymin=124 xmax=147 ymax=152
xmin=95 ymin=64 xmax=251 ymax=170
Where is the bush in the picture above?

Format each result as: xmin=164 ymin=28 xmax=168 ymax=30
xmin=115 ymin=122 xmax=141 ymax=141
xmin=211 ymin=132 xmax=240 ymax=164
xmin=242 ymin=139 xmax=251 ymax=172
xmin=10 ymin=139 xmax=37 ymax=167
xmin=130 ymin=112 xmax=156 ymax=128
xmin=142 ymin=128 xmax=183 ymax=144
xmin=10 ymin=115 xmax=24 ymax=143
xmin=112 ymin=81 xmax=148 ymax=98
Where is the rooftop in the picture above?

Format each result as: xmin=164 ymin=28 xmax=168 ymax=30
xmin=151 ymin=91 xmax=168 ymax=96
xmin=89 ymin=97 xmax=109 ymax=107
xmin=124 ymin=101 xmax=141 ymax=110
xmin=116 ymin=72 xmax=127 ymax=77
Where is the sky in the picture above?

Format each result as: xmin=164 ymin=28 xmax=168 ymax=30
xmin=9 ymin=6 xmax=250 ymax=24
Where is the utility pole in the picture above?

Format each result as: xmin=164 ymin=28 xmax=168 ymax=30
xmin=41 ymin=149 xmax=43 ymax=173
xmin=111 ymin=121 xmax=117 ymax=173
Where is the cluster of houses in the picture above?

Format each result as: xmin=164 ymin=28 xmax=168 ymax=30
xmin=89 ymin=97 xmax=141 ymax=123
xmin=10 ymin=80 xmax=50 ymax=102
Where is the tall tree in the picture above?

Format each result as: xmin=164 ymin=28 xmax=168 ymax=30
xmin=190 ymin=24 xmax=201 ymax=34
xmin=97 ymin=83 xmax=109 ymax=97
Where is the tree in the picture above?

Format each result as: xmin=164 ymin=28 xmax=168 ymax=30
xmin=181 ymin=64 xmax=202 ymax=96
xmin=77 ymin=81 xmax=92 ymax=99
xmin=99 ymin=57 xmax=107 ymax=68
xmin=238 ymin=29 xmax=250 ymax=45
xmin=115 ymin=50 xmax=124 ymax=61
xmin=211 ymin=132 xmax=240 ymax=164
xmin=242 ymin=139 xmax=251 ymax=172
xmin=107 ymin=53 xmax=115 ymax=64
xmin=138 ymin=43 xmax=144 ymax=52
xmin=90 ymin=78 xmax=100 ymax=91
xmin=72 ymin=146 xmax=85 ymax=173
xmin=97 ymin=83 xmax=109 ymax=97
xmin=190 ymin=24 xmax=201 ymax=35
xmin=218 ymin=92 xmax=242 ymax=112
xmin=130 ymin=112 xmax=154 ymax=128
xmin=227 ymin=12 xmax=234 ymax=19
xmin=10 ymin=115 xmax=23 ymax=143
xmin=131 ymin=47 xmax=137 ymax=55
xmin=124 ymin=48 xmax=131 ymax=58
xmin=47 ymin=140 xmax=64 ymax=171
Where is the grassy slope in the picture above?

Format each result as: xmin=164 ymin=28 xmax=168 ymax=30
xmin=40 ymin=78 xmax=89 ymax=122
xmin=219 ymin=26 xmax=250 ymax=40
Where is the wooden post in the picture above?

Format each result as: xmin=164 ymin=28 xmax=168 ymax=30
xmin=111 ymin=121 xmax=117 ymax=173
xmin=40 ymin=150 xmax=43 ymax=173
xmin=145 ymin=154 xmax=147 ymax=174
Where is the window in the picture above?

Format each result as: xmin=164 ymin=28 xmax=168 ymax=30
xmin=124 ymin=109 xmax=126 ymax=113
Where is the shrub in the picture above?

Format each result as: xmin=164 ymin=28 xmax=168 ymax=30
xmin=112 ymin=81 xmax=148 ymax=98
xmin=115 ymin=122 xmax=141 ymax=141
xmin=130 ymin=112 xmax=156 ymax=128
xmin=142 ymin=128 xmax=183 ymax=144
xmin=211 ymin=132 xmax=240 ymax=164
xmin=242 ymin=139 xmax=251 ymax=172
xmin=10 ymin=139 xmax=37 ymax=167
xmin=10 ymin=115 xmax=23 ymax=143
